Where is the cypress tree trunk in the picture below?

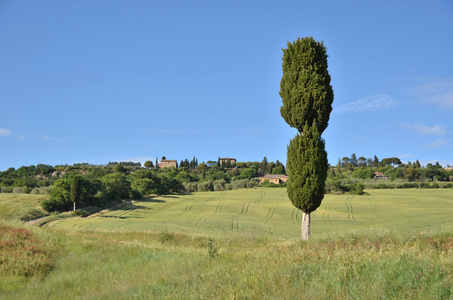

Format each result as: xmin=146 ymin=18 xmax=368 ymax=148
xmin=301 ymin=212 xmax=310 ymax=240
xmin=73 ymin=201 xmax=76 ymax=212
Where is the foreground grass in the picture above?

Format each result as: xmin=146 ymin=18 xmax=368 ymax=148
xmin=1 ymin=227 xmax=452 ymax=299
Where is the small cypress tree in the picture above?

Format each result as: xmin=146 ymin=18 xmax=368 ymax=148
xmin=71 ymin=175 xmax=82 ymax=211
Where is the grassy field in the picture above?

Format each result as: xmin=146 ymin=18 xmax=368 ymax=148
xmin=48 ymin=188 xmax=453 ymax=238
xmin=0 ymin=193 xmax=46 ymax=223
xmin=0 ymin=188 xmax=452 ymax=299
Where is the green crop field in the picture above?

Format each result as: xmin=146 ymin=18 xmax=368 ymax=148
xmin=1 ymin=188 xmax=452 ymax=299
xmin=48 ymin=188 xmax=453 ymax=238
xmin=0 ymin=193 xmax=46 ymax=223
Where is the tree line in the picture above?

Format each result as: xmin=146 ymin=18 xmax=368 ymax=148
xmin=327 ymin=153 xmax=453 ymax=194
xmin=0 ymin=158 xmax=286 ymax=212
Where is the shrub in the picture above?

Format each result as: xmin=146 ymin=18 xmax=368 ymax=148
xmin=19 ymin=208 xmax=48 ymax=222
xmin=13 ymin=186 xmax=24 ymax=193
xmin=198 ymin=180 xmax=214 ymax=192
xmin=350 ymin=183 xmax=365 ymax=195
xmin=41 ymin=179 xmax=71 ymax=212
xmin=213 ymin=179 xmax=227 ymax=191
xmin=130 ymin=189 xmax=143 ymax=200
xmin=183 ymin=182 xmax=198 ymax=192
xmin=74 ymin=209 xmax=89 ymax=217
xmin=1 ymin=186 xmax=13 ymax=193
xmin=159 ymin=231 xmax=174 ymax=243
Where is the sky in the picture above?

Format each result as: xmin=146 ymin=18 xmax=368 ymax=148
xmin=1 ymin=0 xmax=453 ymax=171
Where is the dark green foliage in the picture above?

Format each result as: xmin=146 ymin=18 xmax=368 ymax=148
xmin=159 ymin=231 xmax=174 ymax=243
xmin=71 ymin=175 xmax=81 ymax=208
xmin=41 ymin=179 xmax=71 ymax=212
xmin=101 ymin=173 xmax=131 ymax=200
xmin=286 ymin=124 xmax=327 ymax=213
xmin=207 ymin=239 xmax=218 ymax=259
xmin=280 ymin=37 xmax=333 ymax=135
xmin=19 ymin=208 xmax=48 ymax=222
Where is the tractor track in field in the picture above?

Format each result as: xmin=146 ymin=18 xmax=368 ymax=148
xmin=235 ymin=192 xmax=246 ymax=202
xmin=214 ymin=201 xmax=224 ymax=214
xmin=322 ymin=211 xmax=332 ymax=225
xmin=231 ymin=215 xmax=239 ymax=231
xmin=390 ymin=197 xmax=404 ymax=212
xmin=152 ymin=204 xmax=173 ymax=215
xmin=277 ymin=191 xmax=286 ymax=203
xmin=262 ymin=207 xmax=277 ymax=224
xmin=194 ymin=217 xmax=208 ymax=228
xmin=322 ymin=200 xmax=332 ymax=225
xmin=346 ymin=196 xmax=356 ymax=221
xmin=291 ymin=208 xmax=297 ymax=225
xmin=254 ymin=190 xmax=266 ymax=204
xmin=291 ymin=207 xmax=301 ymax=225
xmin=238 ymin=203 xmax=250 ymax=216
xmin=173 ymin=204 xmax=193 ymax=217
xmin=160 ymin=204 xmax=194 ymax=224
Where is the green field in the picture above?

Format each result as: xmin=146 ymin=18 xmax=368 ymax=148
xmin=1 ymin=188 xmax=452 ymax=299
xmin=48 ymin=188 xmax=453 ymax=238
xmin=0 ymin=193 xmax=46 ymax=223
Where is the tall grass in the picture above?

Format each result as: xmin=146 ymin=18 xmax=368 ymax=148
xmin=1 ymin=228 xmax=451 ymax=299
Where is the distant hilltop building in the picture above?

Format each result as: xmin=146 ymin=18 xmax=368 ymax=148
xmin=258 ymin=174 xmax=289 ymax=185
xmin=219 ymin=158 xmax=236 ymax=166
xmin=374 ymin=171 xmax=388 ymax=180
xmin=158 ymin=158 xmax=178 ymax=169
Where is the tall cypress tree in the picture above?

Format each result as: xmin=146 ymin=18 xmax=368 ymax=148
xmin=280 ymin=37 xmax=333 ymax=240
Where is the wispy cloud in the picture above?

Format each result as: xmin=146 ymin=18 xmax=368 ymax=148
xmin=0 ymin=128 xmax=12 ymax=137
xmin=148 ymin=129 xmax=202 ymax=134
xmin=41 ymin=136 xmax=64 ymax=142
xmin=335 ymin=94 xmax=396 ymax=113
xmin=399 ymin=123 xmax=447 ymax=136
xmin=423 ymin=139 xmax=449 ymax=149
xmin=405 ymin=78 xmax=453 ymax=110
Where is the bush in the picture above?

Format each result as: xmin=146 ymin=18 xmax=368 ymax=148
xmin=183 ymin=182 xmax=198 ymax=192
xmin=1 ymin=186 xmax=13 ymax=193
xmin=198 ymin=180 xmax=214 ymax=192
xmin=159 ymin=231 xmax=174 ymax=243
xmin=19 ymin=208 xmax=48 ymax=222
xmin=350 ymin=183 xmax=365 ymax=195
xmin=13 ymin=186 xmax=24 ymax=193
xmin=41 ymin=179 xmax=71 ymax=212
xmin=130 ymin=189 xmax=143 ymax=200
xmin=213 ymin=179 xmax=227 ymax=191
xmin=74 ymin=209 xmax=89 ymax=217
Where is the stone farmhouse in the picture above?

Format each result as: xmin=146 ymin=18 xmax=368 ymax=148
xmin=374 ymin=171 xmax=388 ymax=180
xmin=258 ymin=174 xmax=289 ymax=185
xmin=158 ymin=159 xmax=178 ymax=169
xmin=219 ymin=158 xmax=236 ymax=166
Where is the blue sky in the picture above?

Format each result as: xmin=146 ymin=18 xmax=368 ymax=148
xmin=1 ymin=0 xmax=453 ymax=171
